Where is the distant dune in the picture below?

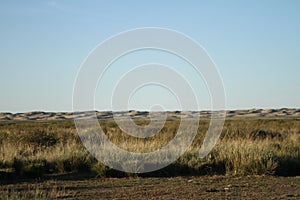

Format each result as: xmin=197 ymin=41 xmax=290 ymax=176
xmin=0 ymin=108 xmax=299 ymax=121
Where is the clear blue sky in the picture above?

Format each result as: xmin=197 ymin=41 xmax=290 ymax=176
xmin=0 ymin=0 xmax=299 ymax=112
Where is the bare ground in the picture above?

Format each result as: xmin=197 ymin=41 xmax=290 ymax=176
xmin=1 ymin=175 xmax=300 ymax=199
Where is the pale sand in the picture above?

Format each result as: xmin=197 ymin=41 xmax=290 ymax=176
xmin=0 ymin=109 xmax=299 ymax=121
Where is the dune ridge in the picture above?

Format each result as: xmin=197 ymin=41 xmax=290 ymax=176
xmin=0 ymin=108 xmax=299 ymax=121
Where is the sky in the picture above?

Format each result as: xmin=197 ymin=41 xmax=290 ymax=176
xmin=0 ymin=0 xmax=299 ymax=112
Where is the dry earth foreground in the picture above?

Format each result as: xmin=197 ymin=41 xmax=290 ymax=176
xmin=0 ymin=108 xmax=300 ymax=121
xmin=1 ymin=176 xmax=300 ymax=199
xmin=0 ymin=108 xmax=299 ymax=199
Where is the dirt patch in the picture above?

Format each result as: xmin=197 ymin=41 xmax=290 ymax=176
xmin=1 ymin=176 xmax=299 ymax=199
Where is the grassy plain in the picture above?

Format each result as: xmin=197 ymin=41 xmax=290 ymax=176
xmin=0 ymin=118 xmax=299 ymax=199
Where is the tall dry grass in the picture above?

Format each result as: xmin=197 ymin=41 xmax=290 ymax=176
xmin=0 ymin=118 xmax=299 ymax=179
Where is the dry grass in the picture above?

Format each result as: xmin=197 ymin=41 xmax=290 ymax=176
xmin=0 ymin=182 xmax=72 ymax=199
xmin=0 ymin=118 xmax=299 ymax=179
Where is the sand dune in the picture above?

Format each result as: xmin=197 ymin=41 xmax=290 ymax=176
xmin=0 ymin=108 xmax=299 ymax=121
